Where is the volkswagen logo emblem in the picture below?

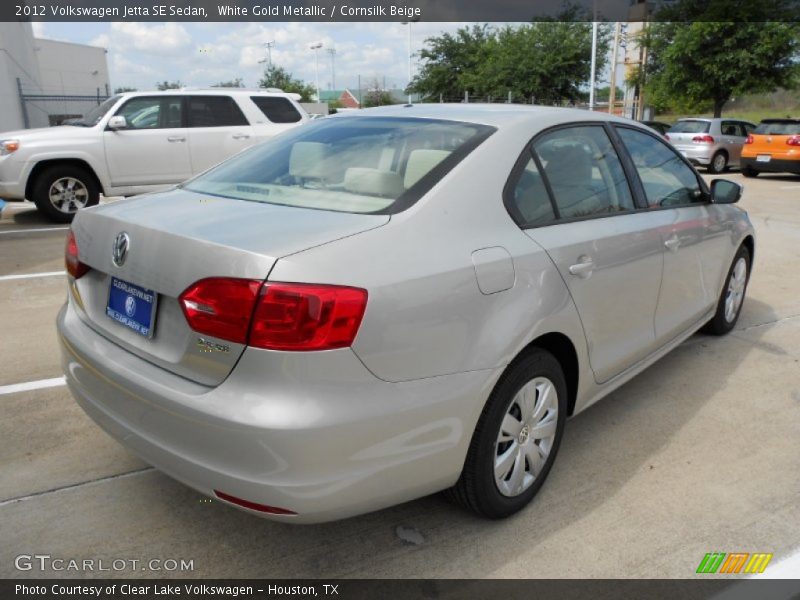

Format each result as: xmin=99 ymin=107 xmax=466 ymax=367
xmin=125 ymin=295 xmax=137 ymax=317
xmin=112 ymin=232 xmax=130 ymax=267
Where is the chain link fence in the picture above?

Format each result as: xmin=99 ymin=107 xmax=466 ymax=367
xmin=16 ymin=78 xmax=110 ymax=127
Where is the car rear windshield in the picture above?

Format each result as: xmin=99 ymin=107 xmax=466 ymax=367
xmin=183 ymin=116 xmax=495 ymax=214
xmin=251 ymin=96 xmax=303 ymax=123
xmin=669 ymin=120 xmax=711 ymax=134
xmin=754 ymin=120 xmax=800 ymax=135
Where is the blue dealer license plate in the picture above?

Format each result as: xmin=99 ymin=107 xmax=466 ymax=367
xmin=106 ymin=277 xmax=157 ymax=338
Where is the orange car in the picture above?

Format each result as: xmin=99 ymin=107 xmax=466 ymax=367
xmin=741 ymin=119 xmax=800 ymax=177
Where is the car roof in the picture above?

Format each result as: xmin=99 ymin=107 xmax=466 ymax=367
xmin=329 ymin=103 xmax=643 ymax=129
xmin=117 ymin=89 xmax=294 ymax=98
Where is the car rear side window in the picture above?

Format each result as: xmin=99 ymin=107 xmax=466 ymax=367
xmin=531 ymin=125 xmax=635 ymax=220
xmin=250 ymin=96 xmax=303 ymax=123
xmin=616 ymin=127 xmax=702 ymax=208
xmin=187 ymin=96 xmax=248 ymax=127
xmin=506 ymin=156 xmax=557 ymax=227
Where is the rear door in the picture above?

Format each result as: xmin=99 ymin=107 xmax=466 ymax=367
xmin=720 ymin=120 xmax=747 ymax=165
xmin=103 ymin=95 xmax=192 ymax=187
xmin=186 ymin=95 xmax=255 ymax=174
xmin=615 ymin=126 xmax=730 ymax=342
xmin=519 ymin=124 xmax=666 ymax=383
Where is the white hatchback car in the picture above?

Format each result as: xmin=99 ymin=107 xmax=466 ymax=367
xmin=0 ymin=89 xmax=308 ymax=221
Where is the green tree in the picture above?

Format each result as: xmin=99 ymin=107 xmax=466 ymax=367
xmin=258 ymin=65 xmax=315 ymax=102
xmin=156 ymin=80 xmax=183 ymax=90
xmin=408 ymin=20 xmax=609 ymax=105
xmin=632 ymin=1 xmax=800 ymax=117
xmin=211 ymin=78 xmax=244 ymax=88
xmin=113 ymin=86 xmax=137 ymax=93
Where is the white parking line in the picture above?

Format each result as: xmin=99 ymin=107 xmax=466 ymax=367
xmin=0 ymin=271 xmax=64 ymax=281
xmin=0 ymin=376 xmax=66 ymax=396
xmin=0 ymin=227 xmax=69 ymax=235
xmin=779 ymin=185 xmax=800 ymax=190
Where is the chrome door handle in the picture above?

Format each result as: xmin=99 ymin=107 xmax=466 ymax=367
xmin=568 ymin=256 xmax=594 ymax=279
xmin=664 ymin=235 xmax=681 ymax=252
xmin=232 ymin=134 xmax=251 ymax=140
xmin=167 ymin=136 xmax=186 ymax=143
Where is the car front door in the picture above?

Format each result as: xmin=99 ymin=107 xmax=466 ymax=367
xmin=186 ymin=95 xmax=255 ymax=174
xmin=103 ymin=96 xmax=192 ymax=187
xmin=615 ymin=126 xmax=731 ymax=343
xmin=518 ymin=124 xmax=666 ymax=384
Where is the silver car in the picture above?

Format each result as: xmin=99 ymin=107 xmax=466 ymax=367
xmin=58 ymin=105 xmax=754 ymax=523
xmin=667 ymin=118 xmax=756 ymax=173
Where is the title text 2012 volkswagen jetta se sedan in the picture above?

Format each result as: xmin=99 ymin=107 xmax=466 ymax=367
xmin=58 ymin=105 xmax=754 ymax=523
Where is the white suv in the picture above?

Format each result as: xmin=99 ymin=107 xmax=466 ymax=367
xmin=0 ymin=89 xmax=309 ymax=222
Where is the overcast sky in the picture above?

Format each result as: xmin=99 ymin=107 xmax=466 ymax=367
xmin=32 ymin=21 xmax=482 ymax=92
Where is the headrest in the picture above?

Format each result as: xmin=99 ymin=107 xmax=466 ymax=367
xmin=404 ymin=149 xmax=450 ymax=189
xmin=344 ymin=168 xmax=404 ymax=198
xmin=289 ymin=142 xmax=331 ymax=179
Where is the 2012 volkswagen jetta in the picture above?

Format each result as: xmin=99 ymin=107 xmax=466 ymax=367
xmin=58 ymin=105 xmax=754 ymax=523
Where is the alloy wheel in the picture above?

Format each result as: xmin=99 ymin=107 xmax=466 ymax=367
xmin=49 ymin=177 xmax=89 ymax=214
xmin=724 ymin=257 xmax=747 ymax=323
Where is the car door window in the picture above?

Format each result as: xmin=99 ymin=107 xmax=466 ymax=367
xmin=115 ymin=97 xmax=163 ymax=130
xmin=532 ymin=125 xmax=635 ymax=220
xmin=187 ymin=96 xmax=248 ymax=127
xmin=721 ymin=121 xmax=738 ymax=137
xmin=616 ymin=127 xmax=702 ymax=208
xmin=506 ymin=155 xmax=557 ymax=226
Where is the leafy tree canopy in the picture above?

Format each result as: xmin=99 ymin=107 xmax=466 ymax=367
xmin=632 ymin=0 xmax=800 ymax=117
xmin=156 ymin=80 xmax=182 ymax=90
xmin=408 ymin=19 xmax=610 ymax=104
xmin=211 ymin=78 xmax=244 ymax=88
xmin=258 ymin=65 xmax=316 ymax=102
xmin=113 ymin=86 xmax=137 ymax=93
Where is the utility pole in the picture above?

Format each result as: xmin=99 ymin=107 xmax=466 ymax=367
xmin=588 ymin=0 xmax=598 ymax=111
xmin=309 ymin=41 xmax=323 ymax=101
xmin=608 ymin=22 xmax=621 ymax=114
xmin=258 ymin=41 xmax=275 ymax=68
xmin=326 ymin=48 xmax=336 ymax=89
xmin=402 ymin=19 xmax=418 ymax=104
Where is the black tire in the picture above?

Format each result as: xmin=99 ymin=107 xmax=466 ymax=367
xmin=703 ymin=245 xmax=751 ymax=336
xmin=741 ymin=166 xmax=759 ymax=178
xmin=707 ymin=151 xmax=728 ymax=174
xmin=446 ymin=349 xmax=567 ymax=519
xmin=31 ymin=164 xmax=100 ymax=223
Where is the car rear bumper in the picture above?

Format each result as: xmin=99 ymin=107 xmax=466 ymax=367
xmin=57 ymin=301 xmax=499 ymax=523
xmin=672 ymin=145 xmax=713 ymax=166
xmin=740 ymin=157 xmax=800 ymax=174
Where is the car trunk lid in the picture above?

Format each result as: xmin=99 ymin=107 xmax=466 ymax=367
xmin=70 ymin=189 xmax=389 ymax=386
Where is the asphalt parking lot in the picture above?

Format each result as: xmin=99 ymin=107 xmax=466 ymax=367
xmin=1 ymin=171 xmax=799 ymax=579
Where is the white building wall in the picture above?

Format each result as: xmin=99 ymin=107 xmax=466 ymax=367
xmin=0 ymin=22 xmax=47 ymax=132
xmin=35 ymin=38 xmax=109 ymax=96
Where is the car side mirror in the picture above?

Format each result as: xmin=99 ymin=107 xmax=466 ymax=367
xmin=107 ymin=116 xmax=127 ymax=130
xmin=710 ymin=179 xmax=742 ymax=204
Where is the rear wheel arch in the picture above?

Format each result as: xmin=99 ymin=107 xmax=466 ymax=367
xmin=518 ymin=332 xmax=579 ymax=417
xmin=25 ymin=158 xmax=106 ymax=200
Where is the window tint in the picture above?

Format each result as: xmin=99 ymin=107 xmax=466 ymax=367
xmin=532 ymin=125 xmax=634 ymax=220
xmin=507 ymin=155 xmax=556 ymax=226
xmin=754 ymin=120 xmax=800 ymax=135
xmin=187 ymin=96 xmax=248 ymax=127
xmin=742 ymin=122 xmax=757 ymax=135
xmin=251 ymin=96 xmax=303 ymax=123
xmin=669 ymin=120 xmax=710 ymax=134
xmin=617 ymin=127 xmax=702 ymax=208
xmin=721 ymin=121 xmax=740 ymax=137
xmin=115 ymin=97 xmax=171 ymax=130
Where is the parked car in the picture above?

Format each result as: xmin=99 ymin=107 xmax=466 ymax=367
xmin=666 ymin=118 xmax=756 ymax=173
xmin=59 ymin=105 xmax=754 ymax=523
xmin=640 ymin=120 xmax=672 ymax=136
xmin=740 ymin=118 xmax=800 ymax=177
xmin=0 ymin=89 xmax=308 ymax=222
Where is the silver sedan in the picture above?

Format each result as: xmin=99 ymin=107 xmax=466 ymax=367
xmin=58 ymin=105 xmax=754 ymax=523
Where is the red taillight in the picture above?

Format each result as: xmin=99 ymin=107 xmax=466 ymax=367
xmin=213 ymin=490 xmax=296 ymax=515
xmin=745 ymin=135 xmax=754 ymax=144
xmin=787 ymin=135 xmax=800 ymax=146
xmin=249 ymin=283 xmax=367 ymax=351
xmin=65 ymin=230 xmax=89 ymax=279
xmin=692 ymin=135 xmax=715 ymax=143
xmin=179 ymin=278 xmax=261 ymax=344
xmin=178 ymin=278 xmax=368 ymax=350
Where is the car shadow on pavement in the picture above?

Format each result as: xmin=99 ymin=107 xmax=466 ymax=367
xmin=109 ymin=299 xmax=779 ymax=579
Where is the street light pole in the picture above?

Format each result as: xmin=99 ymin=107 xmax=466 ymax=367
xmin=326 ymin=47 xmax=337 ymax=90
xmin=309 ymin=41 xmax=323 ymax=101
xmin=589 ymin=21 xmax=598 ymax=111
xmin=402 ymin=20 xmax=417 ymax=104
